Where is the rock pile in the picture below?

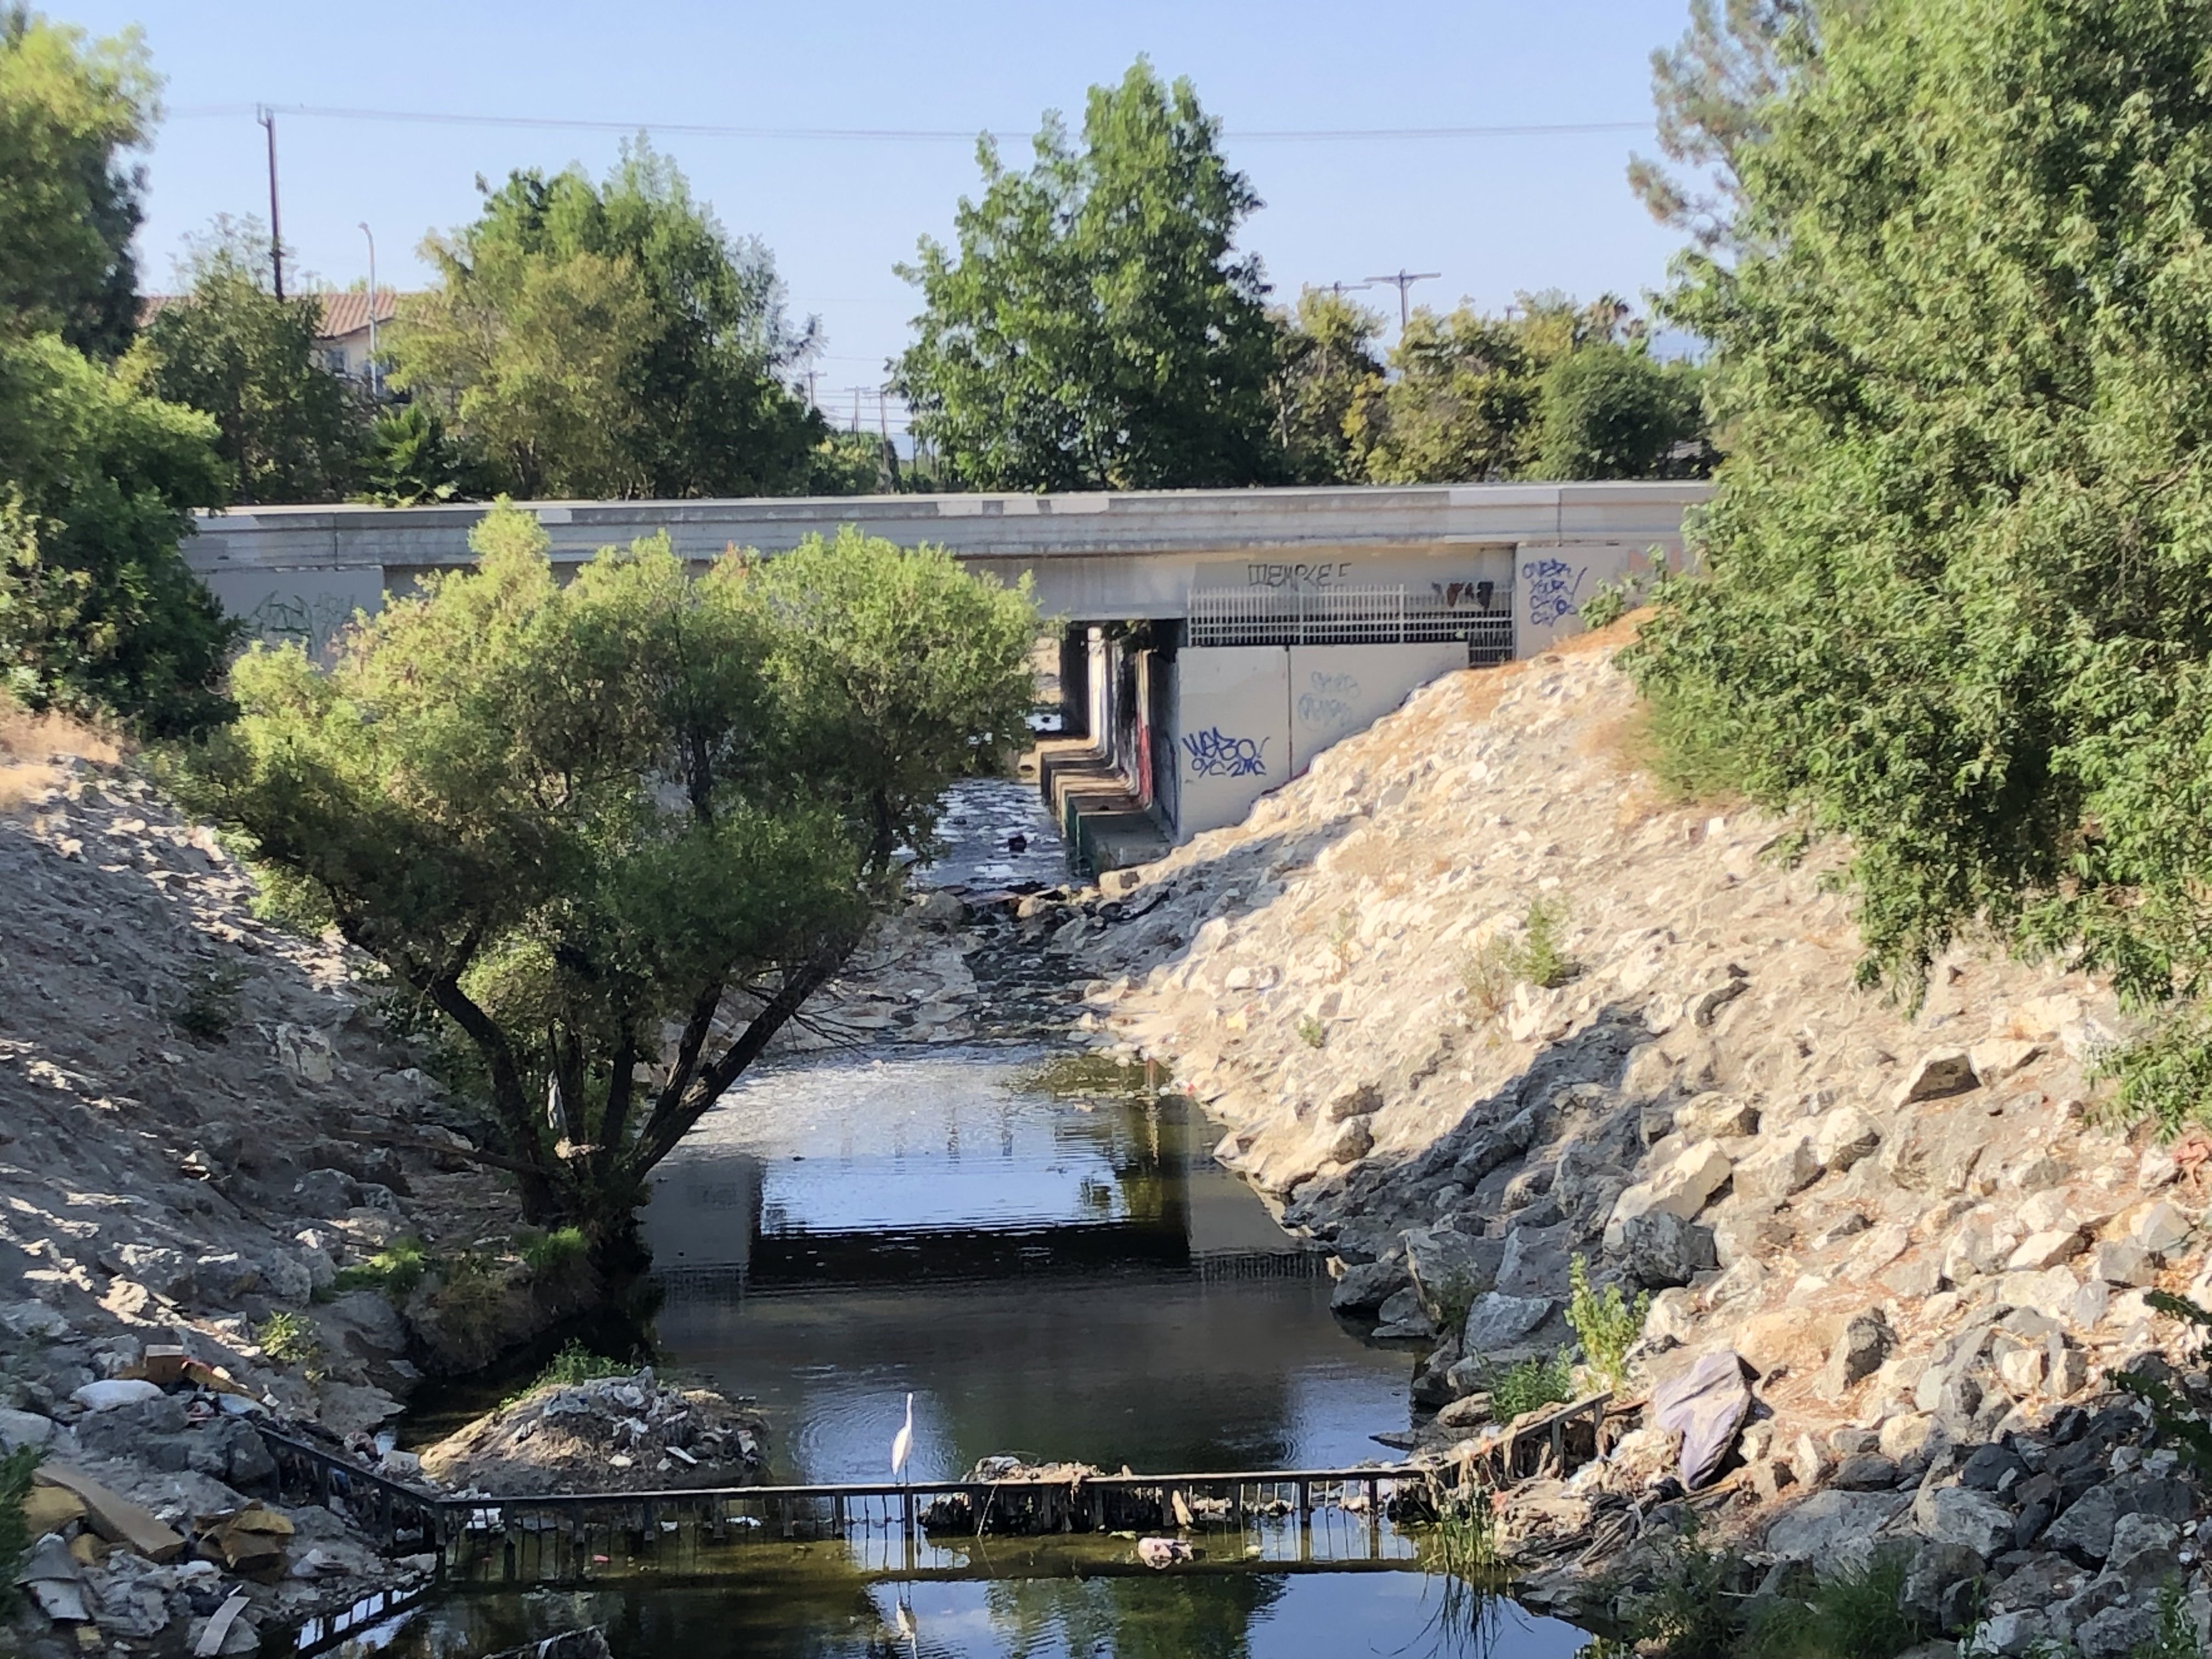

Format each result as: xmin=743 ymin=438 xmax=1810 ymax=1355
xmin=419 ymin=1369 xmax=765 ymax=1496
xmin=0 ymin=739 xmax=557 ymax=1655
xmin=1062 ymin=626 xmax=2212 ymax=1651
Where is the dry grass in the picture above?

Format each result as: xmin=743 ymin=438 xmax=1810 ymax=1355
xmin=0 ymin=692 xmax=120 ymax=814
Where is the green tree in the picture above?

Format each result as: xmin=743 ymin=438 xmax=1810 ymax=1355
xmin=1627 ymin=0 xmax=1826 ymax=252
xmin=1534 ymin=343 xmax=1711 ymax=480
xmin=0 ymin=331 xmax=233 ymax=733
xmin=0 ymin=7 xmax=153 ymax=358
xmin=1356 ymin=294 xmax=1644 ymax=483
xmin=1624 ymin=0 xmax=2212 ymax=1123
xmin=131 ymin=221 xmax=368 ymax=504
xmin=895 ymin=59 xmax=1282 ymax=491
xmin=1270 ymin=288 xmax=1386 ymax=484
xmin=387 ymin=142 xmax=825 ymax=500
xmin=175 ymin=506 xmax=1036 ymax=1255
xmin=361 ymin=402 xmax=466 ymax=506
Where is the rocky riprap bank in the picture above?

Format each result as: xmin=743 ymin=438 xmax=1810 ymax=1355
xmin=0 ymin=744 xmax=624 ymax=1657
xmin=1037 ymin=625 xmax=2212 ymax=1656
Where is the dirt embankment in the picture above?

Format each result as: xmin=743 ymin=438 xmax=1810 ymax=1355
xmin=1049 ymin=633 xmax=2212 ymax=1655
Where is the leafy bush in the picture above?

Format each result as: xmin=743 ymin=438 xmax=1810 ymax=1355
xmin=1485 ymin=1350 xmax=1576 ymax=1420
xmin=2130 ymin=1584 xmax=2205 ymax=1659
xmin=1579 ymin=576 xmax=1634 ymax=631
xmin=1296 ymin=1014 xmax=1327 ymax=1049
xmin=1567 ymin=1255 xmax=1649 ymax=1392
xmin=254 ymin=1310 xmax=322 ymax=1370
xmin=0 ymin=1443 xmax=40 ymax=1610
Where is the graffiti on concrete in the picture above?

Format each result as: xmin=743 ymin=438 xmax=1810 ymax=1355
xmin=1430 ymin=578 xmax=1497 ymax=611
xmin=1521 ymin=558 xmax=1588 ymax=629
xmin=1296 ymin=670 xmax=1361 ymax=728
xmin=1184 ymin=727 xmax=1269 ymax=778
xmin=243 ymin=591 xmax=359 ymax=656
xmin=1246 ymin=560 xmax=1353 ymax=589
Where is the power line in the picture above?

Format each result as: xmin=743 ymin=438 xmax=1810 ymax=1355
xmin=165 ymin=102 xmax=1651 ymax=145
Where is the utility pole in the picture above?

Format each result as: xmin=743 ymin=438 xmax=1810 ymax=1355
xmin=257 ymin=107 xmax=284 ymax=299
xmin=358 ymin=223 xmax=378 ymax=398
xmin=1365 ymin=268 xmax=1441 ymax=329
xmin=844 ymin=386 xmax=870 ymax=433
xmin=805 ymin=369 xmax=819 ymax=411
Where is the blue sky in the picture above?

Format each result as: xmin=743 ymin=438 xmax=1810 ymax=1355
xmin=67 ymin=0 xmax=1698 ymax=431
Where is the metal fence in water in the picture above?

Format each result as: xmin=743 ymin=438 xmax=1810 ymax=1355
xmin=263 ymin=1395 xmax=1611 ymax=1590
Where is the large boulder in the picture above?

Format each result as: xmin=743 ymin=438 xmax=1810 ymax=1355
xmin=1402 ymin=1227 xmax=1503 ymax=1316
xmin=1621 ymin=1211 xmax=1719 ymax=1289
xmin=1818 ymin=1310 xmax=1894 ymax=1401
xmin=1496 ymin=1221 xmax=1573 ymax=1298
xmin=1460 ymin=1292 xmax=1554 ymax=1356
xmin=1605 ymin=1143 xmax=1734 ymax=1248
xmin=1764 ymin=1490 xmax=1910 ymax=1560
xmin=1329 ymin=1260 xmax=1410 ymax=1317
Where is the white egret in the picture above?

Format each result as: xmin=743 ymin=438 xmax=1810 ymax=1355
xmin=890 ymin=1391 xmax=914 ymax=1482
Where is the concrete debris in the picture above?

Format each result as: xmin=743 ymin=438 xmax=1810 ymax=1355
xmin=419 ymin=1369 xmax=765 ymax=1496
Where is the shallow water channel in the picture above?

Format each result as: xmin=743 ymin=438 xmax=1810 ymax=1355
xmin=376 ymin=786 xmax=1590 ymax=1659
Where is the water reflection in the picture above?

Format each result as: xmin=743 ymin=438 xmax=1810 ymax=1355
xmin=381 ymin=1569 xmax=1589 ymax=1659
xmin=640 ymin=1046 xmax=1410 ymax=1482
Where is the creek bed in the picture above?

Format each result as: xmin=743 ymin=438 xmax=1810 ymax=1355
xmin=374 ymin=782 xmax=1590 ymax=1657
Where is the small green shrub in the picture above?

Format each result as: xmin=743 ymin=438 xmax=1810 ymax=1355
xmin=1328 ymin=907 xmax=1358 ymax=960
xmin=1567 ymin=1255 xmax=1650 ymax=1392
xmin=255 ymin=1310 xmax=323 ymax=1371
xmin=1296 ymin=1014 xmax=1327 ymax=1049
xmin=174 ymin=963 xmax=248 ymax=1045
xmin=0 ymin=1443 xmax=41 ymax=1610
xmin=520 ymin=1226 xmax=588 ymax=1274
xmin=1459 ymin=932 xmax=1520 ymax=1019
xmin=2130 ymin=1583 xmax=2205 ymax=1659
xmin=504 ymin=1340 xmax=631 ymax=1406
xmin=326 ymin=1235 xmax=432 ymax=1300
xmin=1425 ymin=1271 xmax=1482 ymax=1341
xmin=1749 ymin=1551 xmax=1924 ymax=1659
xmin=1516 ymin=896 xmax=1577 ymax=990
xmin=1485 ymin=1349 xmax=1576 ymax=1420
xmin=2114 ymin=1290 xmax=2212 ymax=1474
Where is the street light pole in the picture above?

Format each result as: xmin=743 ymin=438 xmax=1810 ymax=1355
xmin=358 ymin=222 xmax=378 ymax=399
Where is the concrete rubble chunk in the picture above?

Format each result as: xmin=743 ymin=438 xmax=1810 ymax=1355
xmin=1621 ymin=1210 xmax=1719 ymax=1289
xmin=1819 ymin=1308 xmax=1894 ymax=1401
xmin=1763 ymin=1489 xmax=1909 ymax=1560
xmin=1920 ymin=1485 xmax=2015 ymax=1559
xmin=2133 ymin=1200 xmax=2193 ymax=1257
xmin=1604 ymin=1141 xmax=1735 ymax=1248
xmin=1894 ymin=1048 xmax=1979 ymax=1107
xmin=1731 ymin=1132 xmax=1821 ymax=1205
xmin=1807 ymin=1105 xmax=1882 ymax=1175
xmin=2005 ymin=1229 xmax=2087 ymax=1272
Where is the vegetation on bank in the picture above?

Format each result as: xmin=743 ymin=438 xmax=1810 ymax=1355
xmin=1622 ymin=0 xmax=2212 ymax=1138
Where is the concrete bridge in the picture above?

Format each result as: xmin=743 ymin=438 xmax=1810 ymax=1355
xmin=184 ymin=481 xmax=1708 ymax=850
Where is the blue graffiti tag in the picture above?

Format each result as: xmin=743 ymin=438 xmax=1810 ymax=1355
xmin=1521 ymin=557 xmax=1589 ymax=628
xmin=1184 ymin=727 xmax=1269 ymax=779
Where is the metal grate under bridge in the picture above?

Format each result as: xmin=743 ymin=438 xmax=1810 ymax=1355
xmin=1186 ymin=583 xmax=1513 ymax=663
